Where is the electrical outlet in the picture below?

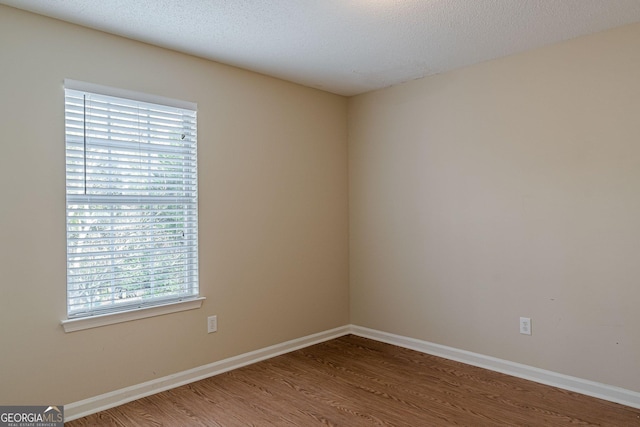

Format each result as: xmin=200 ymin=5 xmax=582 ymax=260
xmin=207 ymin=315 xmax=217 ymax=333
xmin=519 ymin=317 xmax=531 ymax=335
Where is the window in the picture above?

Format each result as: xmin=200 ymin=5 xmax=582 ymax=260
xmin=63 ymin=80 xmax=200 ymax=327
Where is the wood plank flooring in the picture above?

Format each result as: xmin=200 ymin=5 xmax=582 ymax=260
xmin=67 ymin=335 xmax=640 ymax=426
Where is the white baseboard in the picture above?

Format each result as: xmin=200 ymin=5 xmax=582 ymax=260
xmin=65 ymin=324 xmax=640 ymax=421
xmin=350 ymin=325 xmax=640 ymax=410
xmin=64 ymin=325 xmax=351 ymax=421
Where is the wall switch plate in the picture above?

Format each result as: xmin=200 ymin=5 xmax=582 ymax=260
xmin=520 ymin=317 xmax=531 ymax=335
xmin=207 ymin=315 xmax=217 ymax=333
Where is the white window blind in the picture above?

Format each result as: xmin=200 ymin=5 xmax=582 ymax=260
xmin=64 ymin=81 xmax=199 ymax=319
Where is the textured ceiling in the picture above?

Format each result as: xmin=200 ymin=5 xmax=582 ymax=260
xmin=3 ymin=0 xmax=640 ymax=96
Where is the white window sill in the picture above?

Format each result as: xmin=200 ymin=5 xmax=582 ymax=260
xmin=61 ymin=297 xmax=206 ymax=333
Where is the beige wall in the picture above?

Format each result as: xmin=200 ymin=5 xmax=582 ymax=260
xmin=349 ymin=23 xmax=640 ymax=392
xmin=0 ymin=6 xmax=348 ymax=404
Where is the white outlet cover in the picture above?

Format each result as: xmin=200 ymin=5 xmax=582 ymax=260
xmin=207 ymin=315 xmax=217 ymax=333
xmin=519 ymin=317 xmax=531 ymax=335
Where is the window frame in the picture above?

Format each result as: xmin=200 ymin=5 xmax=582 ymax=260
xmin=61 ymin=80 xmax=204 ymax=332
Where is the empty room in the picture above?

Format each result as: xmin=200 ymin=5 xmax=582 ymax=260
xmin=1 ymin=1 xmax=639 ymax=425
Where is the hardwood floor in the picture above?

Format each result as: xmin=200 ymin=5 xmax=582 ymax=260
xmin=67 ymin=335 xmax=640 ymax=426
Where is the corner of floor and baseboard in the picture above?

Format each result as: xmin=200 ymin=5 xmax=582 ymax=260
xmin=63 ymin=324 xmax=640 ymax=421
